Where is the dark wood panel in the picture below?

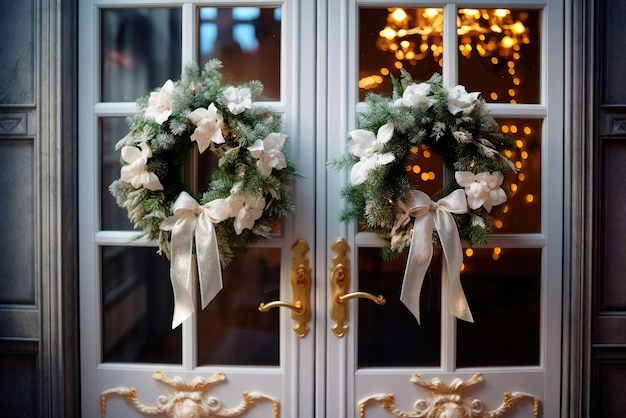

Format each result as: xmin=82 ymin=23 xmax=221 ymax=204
xmin=0 ymin=140 xmax=35 ymax=305
xmin=591 ymin=348 xmax=626 ymax=418
xmin=602 ymin=0 xmax=626 ymax=105
xmin=0 ymin=0 xmax=35 ymax=106
xmin=0 ymin=351 xmax=37 ymax=418
xmin=598 ymin=139 xmax=626 ymax=312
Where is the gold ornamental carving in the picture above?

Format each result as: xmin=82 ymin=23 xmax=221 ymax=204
xmin=358 ymin=373 xmax=541 ymax=418
xmin=101 ymin=371 xmax=280 ymax=418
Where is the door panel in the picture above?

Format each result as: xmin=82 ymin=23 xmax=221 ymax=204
xmin=324 ymin=1 xmax=563 ymax=417
xmin=80 ymin=1 xmax=316 ymax=417
xmin=81 ymin=0 xmax=564 ymax=417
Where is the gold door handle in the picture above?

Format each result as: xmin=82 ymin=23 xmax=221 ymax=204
xmin=329 ymin=238 xmax=385 ymax=338
xmin=258 ymin=239 xmax=311 ymax=337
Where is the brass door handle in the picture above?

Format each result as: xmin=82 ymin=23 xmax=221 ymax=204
xmin=329 ymin=238 xmax=385 ymax=338
xmin=258 ymin=239 xmax=311 ymax=338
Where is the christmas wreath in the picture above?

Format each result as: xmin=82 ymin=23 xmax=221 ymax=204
xmin=328 ymin=71 xmax=516 ymax=323
xmin=110 ymin=60 xmax=298 ymax=327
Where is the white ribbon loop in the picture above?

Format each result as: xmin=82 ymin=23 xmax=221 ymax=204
xmin=400 ymin=189 xmax=474 ymax=324
xmin=166 ymin=192 xmax=226 ymax=329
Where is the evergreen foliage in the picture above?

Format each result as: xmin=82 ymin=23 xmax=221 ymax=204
xmin=110 ymin=61 xmax=299 ymax=266
xmin=328 ymin=71 xmax=515 ymax=257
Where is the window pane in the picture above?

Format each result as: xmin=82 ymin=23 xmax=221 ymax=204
xmin=359 ymin=8 xmax=444 ymax=101
xmin=197 ymin=248 xmax=281 ymax=366
xmin=101 ymin=246 xmax=181 ymax=363
xmin=458 ymin=9 xmax=540 ymax=104
xmin=101 ymin=8 xmax=182 ymax=102
xmin=197 ymin=7 xmax=281 ymax=101
xmin=456 ymin=248 xmax=541 ymax=368
xmin=493 ymin=119 xmax=542 ymax=234
xmin=100 ymin=117 xmax=132 ymax=231
xmin=358 ymin=247 xmax=441 ymax=368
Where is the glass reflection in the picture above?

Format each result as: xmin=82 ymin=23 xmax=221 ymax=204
xmin=359 ymin=8 xmax=443 ymax=101
xmin=359 ymin=8 xmax=540 ymax=104
xmin=197 ymin=248 xmax=280 ymax=366
xmin=458 ymin=10 xmax=540 ymax=104
xmin=100 ymin=118 xmax=133 ymax=231
xmin=101 ymin=246 xmax=181 ymax=363
xmin=358 ymin=247 xmax=441 ymax=368
xmin=198 ymin=7 xmax=281 ymax=101
xmin=493 ymin=119 xmax=542 ymax=234
xmin=101 ymin=8 xmax=182 ymax=102
xmin=457 ymin=248 xmax=541 ymax=367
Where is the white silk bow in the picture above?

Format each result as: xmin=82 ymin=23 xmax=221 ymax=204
xmin=161 ymin=192 xmax=230 ymax=328
xmin=399 ymin=189 xmax=474 ymax=324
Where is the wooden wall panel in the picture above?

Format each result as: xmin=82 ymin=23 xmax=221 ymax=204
xmin=0 ymin=0 xmax=35 ymax=105
xmin=0 ymin=351 xmax=37 ymax=418
xmin=589 ymin=0 xmax=626 ymax=415
xmin=0 ymin=140 xmax=35 ymax=305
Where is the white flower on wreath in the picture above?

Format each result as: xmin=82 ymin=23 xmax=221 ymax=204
xmin=248 ymin=133 xmax=287 ymax=176
xmin=394 ymin=82 xmax=434 ymax=109
xmin=447 ymin=85 xmax=480 ymax=115
xmin=455 ymin=171 xmax=507 ymax=212
xmin=223 ymin=86 xmax=252 ymax=115
xmin=188 ymin=103 xmax=226 ymax=153
xmin=228 ymin=194 xmax=266 ymax=235
xmin=145 ymin=79 xmax=175 ymax=125
xmin=348 ymin=122 xmax=395 ymax=186
xmin=120 ymin=142 xmax=164 ymax=191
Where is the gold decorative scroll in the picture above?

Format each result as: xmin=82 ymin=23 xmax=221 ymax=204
xmin=101 ymin=371 xmax=280 ymax=418
xmin=358 ymin=373 xmax=540 ymax=418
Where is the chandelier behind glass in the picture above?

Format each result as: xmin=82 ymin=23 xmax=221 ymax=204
xmin=377 ymin=8 xmax=530 ymax=67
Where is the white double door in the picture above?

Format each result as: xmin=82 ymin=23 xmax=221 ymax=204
xmin=79 ymin=0 xmax=563 ymax=417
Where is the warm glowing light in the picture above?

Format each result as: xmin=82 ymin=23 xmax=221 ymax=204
xmin=501 ymin=36 xmax=515 ymax=48
xmin=421 ymin=173 xmax=429 ymax=181
xmin=524 ymin=126 xmax=531 ymax=134
xmin=511 ymin=183 xmax=518 ymax=192
xmin=425 ymin=8 xmax=439 ymax=18
xmin=518 ymin=173 xmax=526 ymax=181
xmin=494 ymin=9 xmax=509 ymax=18
xmin=413 ymin=165 xmax=421 ymax=174
xmin=423 ymin=149 xmax=431 ymax=158
xmin=515 ymin=161 xmax=523 ymax=169
xmin=516 ymin=139 xmax=524 ymax=148
xmin=526 ymin=194 xmax=534 ymax=203
xmin=510 ymin=125 xmax=518 ymax=133
xmin=491 ymin=57 xmax=499 ymax=65
xmin=492 ymin=253 xmax=500 ymax=261
xmin=466 ymin=248 xmax=474 ymax=257
xmin=381 ymin=67 xmax=390 ymax=75
xmin=494 ymin=220 xmax=504 ymax=229
xmin=394 ymin=61 xmax=403 ymax=69
xmin=490 ymin=92 xmax=499 ymax=100
xmin=521 ymin=151 xmax=529 ymax=159
xmin=380 ymin=27 xmax=396 ymax=40
xmin=502 ymin=204 xmax=509 ymax=213
xmin=428 ymin=172 xmax=436 ymax=180
xmin=508 ymin=88 xmax=516 ymax=97
xmin=391 ymin=8 xmax=408 ymax=22
xmin=494 ymin=247 xmax=502 ymax=255
xmin=460 ymin=262 xmax=466 ymax=272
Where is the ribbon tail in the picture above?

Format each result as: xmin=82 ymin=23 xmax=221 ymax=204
xmin=400 ymin=214 xmax=435 ymax=324
xmin=170 ymin=217 xmax=197 ymax=329
xmin=195 ymin=215 xmax=223 ymax=309
xmin=435 ymin=211 xmax=474 ymax=323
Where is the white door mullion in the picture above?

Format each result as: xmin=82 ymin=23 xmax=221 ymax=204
xmin=441 ymin=3 xmax=459 ymax=373
xmin=442 ymin=4 xmax=458 ymax=87
xmin=182 ymin=3 xmax=196 ymax=65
